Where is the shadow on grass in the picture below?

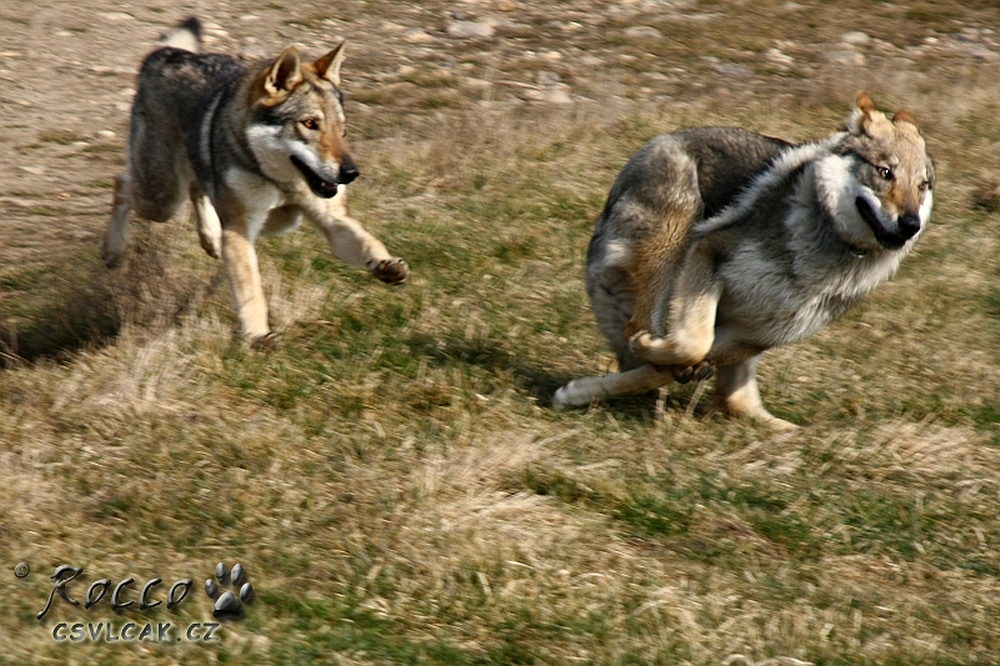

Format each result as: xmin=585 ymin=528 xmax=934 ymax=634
xmin=404 ymin=330 xmax=698 ymax=420
xmin=406 ymin=332 xmax=572 ymax=403
xmin=0 ymin=223 xmax=220 ymax=367
xmin=0 ymin=267 xmax=120 ymax=366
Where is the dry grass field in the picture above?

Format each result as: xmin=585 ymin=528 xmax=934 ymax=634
xmin=2 ymin=0 xmax=1000 ymax=664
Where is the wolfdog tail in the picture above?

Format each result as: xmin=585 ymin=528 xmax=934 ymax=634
xmin=161 ymin=16 xmax=202 ymax=52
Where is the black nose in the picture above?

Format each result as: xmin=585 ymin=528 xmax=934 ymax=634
xmin=898 ymin=212 xmax=921 ymax=240
xmin=339 ymin=160 xmax=359 ymax=185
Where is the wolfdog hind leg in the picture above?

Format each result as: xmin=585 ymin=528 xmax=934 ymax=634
xmin=553 ymin=364 xmax=673 ymax=409
xmin=101 ymin=173 xmax=132 ymax=268
xmin=190 ymin=184 xmax=222 ymax=259
xmin=629 ymin=242 xmax=721 ymax=367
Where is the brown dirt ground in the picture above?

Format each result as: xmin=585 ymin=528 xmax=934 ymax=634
xmin=2 ymin=0 xmax=996 ymax=285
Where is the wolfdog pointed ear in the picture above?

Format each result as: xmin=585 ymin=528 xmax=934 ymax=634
xmin=263 ymin=47 xmax=304 ymax=100
xmin=892 ymin=109 xmax=916 ymax=125
xmin=846 ymin=91 xmax=879 ymax=135
xmin=315 ymin=40 xmax=346 ymax=87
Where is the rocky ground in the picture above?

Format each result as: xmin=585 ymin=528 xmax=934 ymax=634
xmin=1 ymin=0 xmax=997 ymax=282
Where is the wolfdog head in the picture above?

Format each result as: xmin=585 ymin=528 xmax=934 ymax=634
xmin=247 ymin=42 xmax=357 ymax=198
xmin=818 ymin=93 xmax=935 ymax=254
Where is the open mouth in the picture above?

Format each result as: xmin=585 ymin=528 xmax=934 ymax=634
xmin=855 ymin=197 xmax=907 ymax=250
xmin=290 ymin=155 xmax=339 ymax=198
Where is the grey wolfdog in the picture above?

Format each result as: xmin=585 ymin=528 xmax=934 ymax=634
xmin=101 ymin=17 xmax=408 ymax=345
xmin=555 ymin=93 xmax=935 ymax=429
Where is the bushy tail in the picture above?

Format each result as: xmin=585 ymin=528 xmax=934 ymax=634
xmin=161 ymin=16 xmax=202 ymax=52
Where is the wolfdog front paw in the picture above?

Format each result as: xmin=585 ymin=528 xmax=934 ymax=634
xmin=249 ymin=332 xmax=280 ymax=351
xmin=369 ymin=257 xmax=408 ymax=285
xmin=667 ymin=360 xmax=715 ymax=384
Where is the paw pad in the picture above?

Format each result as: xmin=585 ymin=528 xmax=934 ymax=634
xmin=204 ymin=562 xmax=254 ymax=620
xmin=371 ymin=258 xmax=409 ymax=285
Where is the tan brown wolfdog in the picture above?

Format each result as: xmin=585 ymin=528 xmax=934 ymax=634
xmin=101 ymin=17 xmax=408 ymax=345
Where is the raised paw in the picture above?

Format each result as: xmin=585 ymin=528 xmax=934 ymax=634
xmin=628 ymin=330 xmax=650 ymax=352
xmin=629 ymin=329 xmax=708 ymax=367
xmin=667 ymin=360 xmax=715 ymax=384
xmin=628 ymin=330 xmax=682 ymax=363
xmin=369 ymin=257 xmax=408 ymax=285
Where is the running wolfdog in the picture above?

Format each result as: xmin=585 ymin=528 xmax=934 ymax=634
xmin=101 ymin=17 xmax=408 ymax=345
xmin=555 ymin=93 xmax=935 ymax=428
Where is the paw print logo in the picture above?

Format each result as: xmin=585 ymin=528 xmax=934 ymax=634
xmin=204 ymin=562 xmax=254 ymax=620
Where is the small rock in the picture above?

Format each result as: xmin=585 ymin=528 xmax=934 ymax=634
xmin=546 ymin=89 xmax=573 ymax=104
xmin=205 ymin=26 xmax=229 ymax=40
xmin=446 ymin=21 xmax=494 ymax=40
xmin=624 ymin=26 xmax=662 ymax=40
xmin=842 ymin=31 xmax=871 ymax=46
xmin=825 ymin=49 xmax=865 ymax=66
xmin=765 ymin=48 xmax=794 ymax=67
xmin=713 ymin=62 xmax=752 ymax=78
xmin=523 ymin=85 xmax=572 ymax=104
xmin=241 ymin=44 xmax=268 ymax=59
xmin=463 ymin=78 xmax=493 ymax=91
xmin=404 ymin=29 xmax=435 ymax=43
xmin=97 ymin=11 xmax=133 ymax=21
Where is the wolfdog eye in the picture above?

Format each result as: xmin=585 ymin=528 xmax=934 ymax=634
xmin=876 ymin=166 xmax=893 ymax=180
xmin=300 ymin=118 xmax=320 ymax=131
